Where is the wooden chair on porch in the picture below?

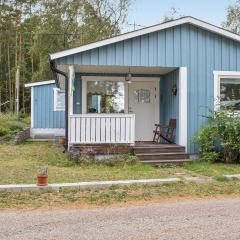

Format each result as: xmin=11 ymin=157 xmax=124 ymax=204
xmin=153 ymin=119 xmax=176 ymax=144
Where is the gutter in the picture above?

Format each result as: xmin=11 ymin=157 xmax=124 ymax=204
xmin=50 ymin=60 xmax=69 ymax=152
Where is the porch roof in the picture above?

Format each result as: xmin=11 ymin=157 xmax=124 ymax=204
xmin=58 ymin=65 xmax=177 ymax=76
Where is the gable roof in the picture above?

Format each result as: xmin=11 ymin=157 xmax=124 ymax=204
xmin=25 ymin=80 xmax=55 ymax=88
xmin=50 ymin=16 xmax=240 ymax=60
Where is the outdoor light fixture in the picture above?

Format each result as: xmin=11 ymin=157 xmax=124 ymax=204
xmin=172 ymin=84 xmax=177 ymax=96
xmin=125 ymin=67 xmax=132 ymax=83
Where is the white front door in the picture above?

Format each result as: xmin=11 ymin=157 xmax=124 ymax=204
xmin=128 ymin=79 xmax=159 ymax=141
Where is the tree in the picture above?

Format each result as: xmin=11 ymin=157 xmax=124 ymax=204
xmin=0 ymin=0 xmax=132 ymax=113
xmin=163 ymin=7 xmax=183 ymax=22
xmin=223 ymin=0 xmax=240 ymax=34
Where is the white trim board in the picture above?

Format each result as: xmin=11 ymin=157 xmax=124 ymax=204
xmin=25 ymin=80 xmax=55 ymax=88
xmin=50 ymin=16 xmax=240 ymax=60
xmin=213 ymin=70 xmax=240 ymax=111
xmin=31 ymin=88 xmax=34 ymax=128
xmin=178 ymin=67 xmax=188 ymax=151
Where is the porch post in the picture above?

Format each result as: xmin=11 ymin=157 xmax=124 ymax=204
xmin=178 ymin=67 xmax=188 ymax=151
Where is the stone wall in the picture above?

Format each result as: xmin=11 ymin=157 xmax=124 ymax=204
xmin=14 ymin=128 xmax=30 ymax=145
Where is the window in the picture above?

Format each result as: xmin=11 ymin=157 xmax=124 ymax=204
xmin=87 ymin=81 xmax=124 ymax=113
xmin=53 ymin=88 xmax=65 ymax=111
xmin=220 ymin=78 xmax=240 ymax=111
xmin=214 ymin=71 xmax=240 ymax=112
xmin=134 ymin=89 xmax=151 ymax=104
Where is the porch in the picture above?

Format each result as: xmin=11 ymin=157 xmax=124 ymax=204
xmin=64 ymin=65 xmax=188 ymax=151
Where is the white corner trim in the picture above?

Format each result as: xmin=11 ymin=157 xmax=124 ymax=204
xmin=50 ymin=16 xmax=240 ymax=60
xmin=31 ymin=88 xmax=34 ymax=128
xmin=25 ymin=80 xmax=55 ymax=88
xmin=53 ymin=88 xmax=65 ymax=111
xmin=179 ymin=67 xmax=188 ymax=151
xmin=213 ymin=70 xmax=240 ymax=111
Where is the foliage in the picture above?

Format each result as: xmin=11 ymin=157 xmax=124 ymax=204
xmin=195 ymin=107 xmax=240 ymax=163
xmin=0 ymin=0 xmax=132 ymax=113
xmin=37 ymin=166 xmax=48 ymax=175
xmin=194 ymin=125 xmax=219 ymax=162
xmin=209 ymin=108 xmax=240 ymax=163
xmin=69 ymin=147 xmax=139 ymax=166
xmin=0 ymin=113 xmax=29 ymax=141
xmin=222 ymin=0 xmax=240 ymax=34
xmin=163 ymin=7 xmax=184 ymax=22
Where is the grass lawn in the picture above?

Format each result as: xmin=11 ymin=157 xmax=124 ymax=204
xmin=1 ymin=142 xmax=240 ymax=210
xmin=0 ymin=142 xmax=190 ymax=184
xmin=1 ymin=181 xmax=240 ymax=210
xmin=184 ymin=162 xmax=240 ymax=178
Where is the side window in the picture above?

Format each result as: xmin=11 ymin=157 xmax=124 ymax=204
xmin=53 ymin=88 xmax=65 ymax=111
xmin=220 ymin=78 xmax=240 ymax=111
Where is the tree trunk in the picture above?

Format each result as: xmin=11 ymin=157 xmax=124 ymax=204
xmin=7 ymin=42 xmax=13 ymax=111
xmin=15 ymin=66 xmax=20 ymax=114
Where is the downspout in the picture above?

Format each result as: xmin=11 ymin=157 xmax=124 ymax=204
xmin=50 ymin=60 xmax=69 ymax=152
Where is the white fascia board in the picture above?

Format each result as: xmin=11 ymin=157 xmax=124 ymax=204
xmin=25 ymin=80 xmax=55 ymax=88
xmin=50 ymin=16 xmax=240 ymax=60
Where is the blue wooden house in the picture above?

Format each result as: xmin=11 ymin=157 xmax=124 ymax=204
xmin=26 ymin=17 xmax=240 ymax=162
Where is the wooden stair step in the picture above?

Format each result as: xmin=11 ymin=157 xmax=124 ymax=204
xmin=134 ymin=147 xmax=185 ymax=154
xmin=136 ymin=152 xmax=189 ymax=160
xmin=133 ymin=144 xmax=183 ymax=148
xmin=140 ymin=159 xmax=192 ymax=165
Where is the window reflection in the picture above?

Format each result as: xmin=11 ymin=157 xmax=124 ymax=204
xmin=220 ymin=78 xmax=240 ymax=111
xmin=87 ymin=81 xmax=125 ymax=113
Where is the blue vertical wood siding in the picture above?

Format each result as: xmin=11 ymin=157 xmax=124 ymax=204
xmin=56 ymin=23 xmax=240 ymax=153
xmin=160 ymin=69 xmax=179 ymax=143
xmin=33 ymin=84 xmax=65 ymax=128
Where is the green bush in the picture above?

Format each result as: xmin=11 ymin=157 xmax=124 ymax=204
xmin=195 ymin=125 xmax=220 ymax=162
xmin=209 ymin=109 xmax=240 ymax=163
xmin=195 ymin=107 xmax=240 ymax=163
xmin=0 ymin=113 xmax=29 ymax=141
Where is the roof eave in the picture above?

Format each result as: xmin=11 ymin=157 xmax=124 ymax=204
xmin=25 ymin=80 xmax=55 ymax=88
xmin=50 ymin=16 xmax=240 ymax=61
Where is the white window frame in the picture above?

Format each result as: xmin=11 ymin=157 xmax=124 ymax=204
xmin=53 ymin=88 xmax=65 ymax=111
xmin=213 ymin=71 xmax=240 ymax=112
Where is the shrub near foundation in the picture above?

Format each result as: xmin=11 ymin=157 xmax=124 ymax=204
xmin=196 ymin=107 xmax=240 ymax=163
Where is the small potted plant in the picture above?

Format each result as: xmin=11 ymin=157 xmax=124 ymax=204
xmin=37 ymin=166 xmax=48 ymax=186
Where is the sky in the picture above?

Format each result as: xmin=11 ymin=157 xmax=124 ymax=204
xmin=126 ymin=0 xmax=236 ymax=31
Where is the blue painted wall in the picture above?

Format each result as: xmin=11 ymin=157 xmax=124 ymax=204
xmin=55 ymin=23 xmax=240 ymax=153
xmin=160 ymin=69 xmax=179 ymax=143
xmin=33 ymin=83 xmax=65 ymax=128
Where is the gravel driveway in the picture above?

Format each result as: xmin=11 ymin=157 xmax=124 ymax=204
xmin=1 ymin=198 xmax=240 ymax=240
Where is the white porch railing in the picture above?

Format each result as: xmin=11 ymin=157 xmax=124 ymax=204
xmin=69 ymin=114 xmax=135 ymax=144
